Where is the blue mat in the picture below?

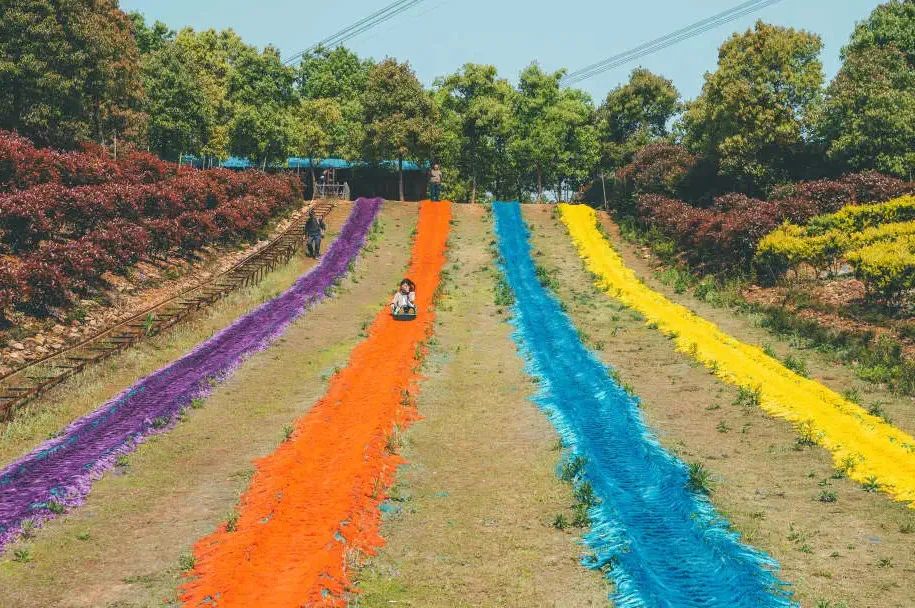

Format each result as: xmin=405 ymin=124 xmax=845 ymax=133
xmin=492 ymin=202 xmax=795 ymax=608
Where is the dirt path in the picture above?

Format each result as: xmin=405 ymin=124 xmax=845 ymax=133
xmin=523 ymin=204 xmax=914 ymax=608
xmin=356 ymin=205 xmax=609 ymax=608
xmin=0 ymin=202 xmax=419 ymax=608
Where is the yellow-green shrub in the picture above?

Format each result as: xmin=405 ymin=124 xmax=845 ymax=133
xmin=755 ymin=224 xmax=846 ymax=276
xmin=807 ymin=195 xmax=915 ymax=234
xmin=847 ymin=236 xmax=915 ymax=300
xmin=755 ymin=195 xmax=915 ymax=279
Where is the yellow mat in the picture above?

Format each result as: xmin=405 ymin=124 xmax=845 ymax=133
xmin=559 ymin=203 xmax=915 ymax=508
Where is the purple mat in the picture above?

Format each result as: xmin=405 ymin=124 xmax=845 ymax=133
xmin=0 ymin=198 xmax=382 ymax=550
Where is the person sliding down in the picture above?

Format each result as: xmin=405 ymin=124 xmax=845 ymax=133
xmin=305 ymin=209 xmax=326 ymax=258
xmin=391 ymin=278 xmax=417 ymax=316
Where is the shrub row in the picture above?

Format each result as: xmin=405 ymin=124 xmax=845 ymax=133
xmin=1 ymin=179 xmax=299 ymax=314
xmin=756 ymin=197 xmax=915 ymax=277
xmin=0 ymin=169 xmax=301 ymax=254
xmin=635 ymin=173 xmax=915 ymax=271
xmin=0 ymin=130 xmax=175 ymax=192
xmin=0 ymin=131 xmax=303 ymax=316
xmin=804 ymin=195 xmax=915 ymax=234
xmin=846 ymin=236 xmax=915 ymax=301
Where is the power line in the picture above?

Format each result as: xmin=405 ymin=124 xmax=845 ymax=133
xmin=283 ymin=0 xmax=426 ymax=65
xmin=562 ymin=0 xmax=784 ymax=85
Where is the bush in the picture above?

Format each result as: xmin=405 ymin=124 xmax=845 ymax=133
xmin=635 ymin=173 xmax=915 ymax=272
xmin=755 ymin=196 xmax=915 ymax=285
xmin=846 ymin=236 xmax=915 ymax=302
xmin=616 ymin=142 xmax=698 ymax=200
xmin=0 ymin=131 xmax=303 ymax=318
xmin=806 ymin=195 xmax=915 ymax=234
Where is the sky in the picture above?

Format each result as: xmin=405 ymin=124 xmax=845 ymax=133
xmin=120 ymin=0 xmax=883 ymax=102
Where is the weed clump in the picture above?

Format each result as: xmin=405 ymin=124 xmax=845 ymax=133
xmin=686 ymin=462 xmax=713 ymax=495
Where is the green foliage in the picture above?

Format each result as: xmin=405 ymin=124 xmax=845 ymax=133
xmin=227 ymin=45 xmax=297 ymax=166
xmin=686 ymin=462 xmax=713 ymax=494
xmin=510 ymin=64 xmax=600 ymax=201
xmin=819 ymin=45 xmax=915 ymax=178
xmin=493 ymin=274 xmax=514 ymax=307
xmin=733 ymin=385 xmax=762 ymax=410
xmin=0 ymin=0 xmax=146 ymax=147
xmin=361 ymin=59 xmax=436 ymax=201
xmin=436 ymin=63 xmax=518 ymax=202
xmin=682 ymin=21 xmax=824 ymax=192
xmin=782 ymin=353 xmax=809 ymax=377
xmin=129 ymin=13 xmax=174 ymax=54
xmin=290 ymin=97 xmax=343 ymax=179
xmin=597 ymin=68 xmax=681 ymax=172
xmin=820 ymin=0 xmax=915 ymax=177
xmin=141 ymin=41 xmax=210 ymax=160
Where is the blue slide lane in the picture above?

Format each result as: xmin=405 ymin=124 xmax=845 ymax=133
xmin=493 ymin=202 xmax=795 ymax=608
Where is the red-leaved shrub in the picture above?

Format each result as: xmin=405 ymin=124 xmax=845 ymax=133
xmin=0 ymin=130 xmax=303 ymax=317
xmin=636 ymin=171 xmax=915 ymax=271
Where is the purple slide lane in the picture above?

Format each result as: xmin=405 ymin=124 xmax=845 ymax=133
xmin=0 ymin=198 xmax=382 ymax=550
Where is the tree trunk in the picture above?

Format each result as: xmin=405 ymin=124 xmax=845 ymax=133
xmin=537 ymin=165 xmax=543 ymax=201
xmin=471 ymin=174 xmax=477 ymax=205
xmin=600 ymin=172 xmax=608 ymax=212
xmin=398 ymin=157 xmax=404 ymax=202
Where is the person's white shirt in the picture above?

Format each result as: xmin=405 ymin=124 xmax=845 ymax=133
xmin=392 ymin=291 xmax=415 ymax=309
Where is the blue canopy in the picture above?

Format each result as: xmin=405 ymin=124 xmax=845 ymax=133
xmin=221 ymin=156 xmax=254 ymax=169
xmin=286 ymin=157 xmax=427 ymax=172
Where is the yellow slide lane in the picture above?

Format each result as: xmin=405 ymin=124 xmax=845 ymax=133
xmin=559 ymin=203 xmax=915 ymax=507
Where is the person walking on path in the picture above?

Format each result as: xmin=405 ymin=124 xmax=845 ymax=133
xmin=429 ymin=163 xmax=443 ymax=202
xmin=305 ymin=209 xmax=326 ymax=258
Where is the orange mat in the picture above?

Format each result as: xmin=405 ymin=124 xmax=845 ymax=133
xmin=181 ymin=201 xmax=452 ymax=607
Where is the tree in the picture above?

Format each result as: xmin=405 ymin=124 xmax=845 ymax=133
xmin=173 ymin=27 xmax=249 ymax=160
xmin=224 ymin=45 xmax=297 ymax=166
xmin=229 ymin=104 xmax=296 ymax=168
xmin=819 ymin=1 xmax=915 ymax=179
xmin=292 ymin=98 xmax=343 ymax=183
xmin=511 ymin=64 xmax=562 ymax=200
xmin=844 ymin=0 xmax=915 ymax=63
xmin=129 ymin=12 xmax=174 ymax=54
xmin=0 ymin=0 xmax=146 ymax=148
xmin=682 ymin=21 xmax=823 ymax=193
xmin=361 ymin=59 xmax=435 ymax=201
xmin=509 ymin=64 xmax=599 ymax=201
xmin=141 ymin=42 xmax=209 ymax=160
xmin=597 ymin=68 xmax=680 ymax=172
xmin=551 ymin=89 xmax=600 ymax=201
xmin=297 ymin=47 xmax=374 ymax=160
xmin=436 ymin=64 xmax=516 ymax=203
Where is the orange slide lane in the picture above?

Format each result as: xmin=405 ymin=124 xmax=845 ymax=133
xmin=181 ymin=201 xmax=452 ymax=607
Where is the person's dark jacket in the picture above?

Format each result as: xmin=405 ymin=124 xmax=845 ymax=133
xmin=305 ymin=215 xmax=326 ymax=238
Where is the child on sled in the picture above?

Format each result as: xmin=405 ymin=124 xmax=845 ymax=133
xmin=390 ymin=278 xmax=416 ymax=316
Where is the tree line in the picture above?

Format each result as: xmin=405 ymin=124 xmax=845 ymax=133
xmin=1 ymin=0 xmax=913 ymax=202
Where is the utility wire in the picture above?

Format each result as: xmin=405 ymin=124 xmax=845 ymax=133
xmin=562 ymin=0 xmax=784 ymax=85
xmin=284 ymin=0 xmax=426 ymax=65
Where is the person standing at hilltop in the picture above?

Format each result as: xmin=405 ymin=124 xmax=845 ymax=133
xmin=429 ymin=163 xmax=443 ymax=202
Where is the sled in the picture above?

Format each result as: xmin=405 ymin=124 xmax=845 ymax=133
xmin=392 ymin=308 xmax=417 ymax=321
